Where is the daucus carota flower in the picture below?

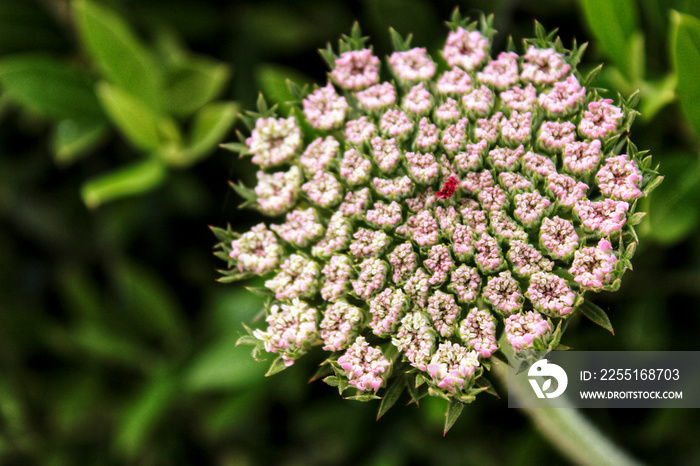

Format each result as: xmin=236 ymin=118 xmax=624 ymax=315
xmin=217 ymin=12 xmax=661 ymax=422
xmin=331 ymin=49 xmax=380 ymax=90
xmin=338 ymin=336 xmax=392 ymax=392
xmin=247 ymin=117 xmax=301 ymax=168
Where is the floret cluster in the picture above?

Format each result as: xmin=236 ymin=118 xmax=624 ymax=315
xmin=214 ymin=12 xmax=661 ymax=411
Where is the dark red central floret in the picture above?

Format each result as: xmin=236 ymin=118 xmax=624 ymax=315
xmin=437 ymin=175 xmax=460 ymax=199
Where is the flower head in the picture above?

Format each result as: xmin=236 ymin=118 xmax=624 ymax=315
xmin=219 ymin=14 xmax=659 ymax=415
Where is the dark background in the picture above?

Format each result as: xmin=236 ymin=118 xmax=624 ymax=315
xmin=1 ymin=0 xmax=699 ymax=464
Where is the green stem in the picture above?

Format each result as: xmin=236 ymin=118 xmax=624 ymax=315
xmin=492 ymin=361 xmax=643 ymax=466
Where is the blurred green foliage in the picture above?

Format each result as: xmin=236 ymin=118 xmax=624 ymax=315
xmin=0 ymin=0 xmax=699 ymax=465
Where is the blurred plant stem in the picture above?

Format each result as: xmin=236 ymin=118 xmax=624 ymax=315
xmin=492 ymin=361 xmax=643 ymax=466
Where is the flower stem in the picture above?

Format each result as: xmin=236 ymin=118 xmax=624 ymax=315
xmin=492 ymin=361 xmax=643 ymax=466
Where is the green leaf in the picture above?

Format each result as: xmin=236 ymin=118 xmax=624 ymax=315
xmin=443 ymin=401 xmax=464 ymax=435
xmin=639 ymin=73 xmax=677 ymax=120
xmin=183 ymin=337 xmax=267 ymax=392
xmin=579 ymin=0 xmax=641 ymax=79
xmin=346 ymin=394 xmax=381 ymax=402
xmin=112 ymin=260 xmax=188 ymax=348
xmin=73 ymin=0 xmax=162 ymax=110
xmin=376 ymin=378 xmax=404 ymax=420
xmin=71 ymin=324 xmax=151 ymax=369
xmin=648 ymin=152 xmax=700 ymax=243
xmin=308 ymin=364 xmax=333 ymax=383
xmin=577 ymin=300 xmax=615 ymax=335
xmin=0 ymin=54 xmax=103 ymax=119
xmin=626 ymin=32 xmax=646 ymax=85
xmin=681 ymin=0 xmax=700 ymax=19
xmin=583 ymin=64 xmax=603 ymax=87
xmin=176 ymin=101 xmax=238 ymax=167
xmin=671 ymin=11 xmax=700 ymax=138
xmin=164 ymin=57 xmax=230 ymax=117
xmin=208 ymin=289 xmax=265 ymax=335
xmin=114 ymin=370 xmax=178 ymax=457
xmin=81 ymin=157 xmax=167 ymax=208
xmin=265 ymin=356 xmax=288 ymax=377
xmin=256 ymin=64 xmax=313 ymax=114
xmin=96 ymin=81 xmax=179 ymax=152
xmin=55 ymin=265 xmax=102 ymax=322
xmin=52 ymin=119 xmax=108 ymax=165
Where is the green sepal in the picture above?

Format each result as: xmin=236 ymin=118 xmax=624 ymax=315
xmin=219 ymin=141 xmax=250 ymax=155
xmin=626 ymin=89 xmax=641 ymax=109
xmin=643 ymin=175 xmax=664 ymax=196
xmin=568 ymin=40 xmax=589 ymax=68
xmin=287 ymin=79 xmax=309 ymax=101
xmin=327 ymin=364 xmax=350 ymax=394
xmin=603 ymin=278 xmax=622 ymax=292
xmin=245 ymin=286 xmax=274 ymax=298
xmin=216 ymin=271 xmax=256 ymax=283
xmin=583 ymin=64 xmax=603 ymax=87
xmin=338 ymin=22 xmax=369 ymax=53
xmin=405 ymin=378 xmax=428 ymax=405
xmin=506 ymin=36 xmax=517 ymax=53
xmin=534 ymin=20 xmax=548 ymax=42
xmin=640 ymin=154 xmax=653 ymax=170
xmin=229 ymin=181 xmax=258 ymax=208
xmin=241 ymin=94 xmax=279 ymax=123
xmin=213 ymin=251 xmax=232 ymax=263
xmin=629 ymin=212 xmax=646 ymax=226
xmin=531 ymin=20 xmax=559 ymax=47
xmin=388 ymin=28 xmax=412 ymax=52
xmin=318 ymin=43 xmax=337 ymax=70
xmin=209 ymin=224 xmax=236 ymax=243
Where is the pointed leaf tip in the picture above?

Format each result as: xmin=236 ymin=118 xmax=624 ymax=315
xmin=376 ymin=378 xmax=404 ymax=420
xmin=443 ymin=401 xmax=464 ymax=435
xmin=578 ymin=300 xmax=615 ymax=334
